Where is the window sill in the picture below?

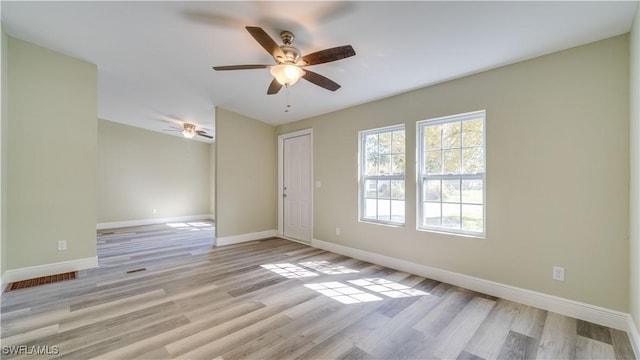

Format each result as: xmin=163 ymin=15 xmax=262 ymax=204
xmin=359 ymin=219 xmax=405 ymax=228
xmin=417 ymin=227 xmax=485 ymax=239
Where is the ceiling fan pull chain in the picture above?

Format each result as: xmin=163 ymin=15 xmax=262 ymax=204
xmin=285 ymin=85 xmax=292 ymax=113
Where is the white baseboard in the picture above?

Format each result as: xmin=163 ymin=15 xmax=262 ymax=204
xmin=96 ymin=214 xmax=214 ymax=230
xmin=627 ymin=315 xmax=640 ymax=359
xmin=2 ymin=256 xmax=98 ymax=285
xmin=311 ymin=238 xmax=631 ymax=333
xmin=217 ymin=230 xmax=278 ymax=246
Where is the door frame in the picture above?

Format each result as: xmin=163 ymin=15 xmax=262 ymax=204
xmin=278 ymin=128 xmax=313 ymax=243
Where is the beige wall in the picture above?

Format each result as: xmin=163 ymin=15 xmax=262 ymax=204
xmin=97 ymin=119 xmax=211 ymax=223
xmin=277 ymin=35 xmax=630 ymax=312
xmin=630 ymin=5 xmax=640 ymax=335
xmin=215 ymin=107 xmax=277 ymax=238
xmin=6 ymin=36 xmax=97 ymax=269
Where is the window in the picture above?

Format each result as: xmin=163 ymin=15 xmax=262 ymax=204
xmin=359 ymin=125 xmax=405 ymax=225
xmin=418 ymin=111 xmax=485 ymax=236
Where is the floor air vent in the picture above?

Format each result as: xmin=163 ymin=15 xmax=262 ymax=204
xmin=5 ymin=271 xmax=78 ymax=292
xmin=125 ymin=268 xmax=146 ymax=274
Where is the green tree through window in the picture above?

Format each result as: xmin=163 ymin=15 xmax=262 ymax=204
xmin=360 ymin=125 xmax=405 ymax=225
xmin=418 ymin=111 xmax=486 ymax=236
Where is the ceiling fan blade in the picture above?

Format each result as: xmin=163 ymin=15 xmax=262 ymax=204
xmin=196 ymin=131 xmax=214 ymax=139
xmin=302 ymin=70 xmax=341 ymax=91
xmin=213 ymin=64 xmax=270 ymax=71
xmin=301 ymin=45 xmax=356 ymax=66
xmin=245 ymin=26 xmax=285 ymax=60
xmin=267 ymin=78 xmax=283 ymax=95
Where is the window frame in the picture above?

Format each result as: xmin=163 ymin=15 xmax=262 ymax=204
xmin=359 ymin=124 xmax=406 ymax=227
xmin=417 ymin=111 xmax=486 ymax=237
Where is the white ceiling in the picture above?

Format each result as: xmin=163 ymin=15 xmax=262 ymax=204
xmin=1 ymin=1 xmax=637 ymax=143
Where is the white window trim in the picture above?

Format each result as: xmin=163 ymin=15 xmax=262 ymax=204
xmin=359 ymin=124 xmax=406 ymax=227
xmin=417 ymin=110 xmax=486 ymax=238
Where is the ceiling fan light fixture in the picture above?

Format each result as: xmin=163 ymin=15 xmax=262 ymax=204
xmin=182 ymin=123 xmax=196 ymax=139
xmin=270 ymin=64 xmax=304 ymax=86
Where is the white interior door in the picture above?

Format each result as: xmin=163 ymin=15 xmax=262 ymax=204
xmin=283 ymin=134 xmax=311 ymax=242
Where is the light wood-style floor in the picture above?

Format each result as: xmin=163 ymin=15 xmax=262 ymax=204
xmin=1 ymin=221 xmax=636 ymax=359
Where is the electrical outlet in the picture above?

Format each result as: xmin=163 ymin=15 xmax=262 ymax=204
xmin=58 ymin=240 xmax=67 ymax=251
xmin=152 ymin=208 xmax=157 ymax=214
xmin=553 ymin=266 xmax=565 ymax=281
xmin=336 ymin=227 xmax=341 ymax=236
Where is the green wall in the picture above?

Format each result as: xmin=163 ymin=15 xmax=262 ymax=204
xmin=5 ymin=36 xmax=97 ymax=271
xmin=277 ymin=35 xmax=630 ymax=312
xmin=1 ymin=26 xmax=8 ymax=276
xmin=97 ymin=119 xmax=211 ymax=224
xmin=629 ymin=3 xmax=640 ymax=338
xmin=215 ymin=108 xmax=277 ymax=239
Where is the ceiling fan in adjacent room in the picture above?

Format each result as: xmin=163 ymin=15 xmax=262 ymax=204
xmin=164 ymin=123 xmax=213 ymax=139
xmin=213 ymin=26 xmax=356 ymax=94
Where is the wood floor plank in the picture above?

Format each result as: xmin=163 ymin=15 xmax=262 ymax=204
xmin=1 ymin=221 xmax=634 ymax=360
xmin=412 ymin=287 xmax=475 ymax=335
xmin=464 ymin=299 xmax=521 ymax=359
xmin=610 ymin=328 xmax=637 ymax=360
xmin=575 ymin=335 xmax=616 ymax=360
xmin=496 ymin=330 xmax=539 ymax=360
xmin=511 ymin=304 xmax=547 ymax=339
xmin=536 ymin=312 xmax=577 ymax=359
xmin=94 ymin=301 xmax=266 ymax=359
xmin=430 ymin=296 xmax=496 ymax=359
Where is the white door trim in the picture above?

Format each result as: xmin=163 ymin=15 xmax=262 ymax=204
xmin=278 ymin=128 xmax=313 ymax=242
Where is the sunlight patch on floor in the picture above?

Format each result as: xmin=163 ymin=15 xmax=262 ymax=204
xmin=348 ymin=278 xmax=429 ymax=298
xmin=299 ymin=261 xmax=359 ymax=275
xmin=305 ymin=282 xmax=383 ymax=304
xmin=261 ymin=263 xmax=319 ymax=279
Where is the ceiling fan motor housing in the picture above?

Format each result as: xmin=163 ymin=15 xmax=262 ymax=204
xmin=279 ymin=45 xmax=301 ymax=64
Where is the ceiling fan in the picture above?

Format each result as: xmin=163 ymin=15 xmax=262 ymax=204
xmin=213 ymin=26 xmax=356 ymax=94
xmin=164 ymin=123 xmax=213 ymax=139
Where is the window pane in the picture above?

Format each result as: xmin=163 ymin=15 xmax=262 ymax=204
xmin=443 ymin=149 xmax=461 ymax=174
xmin=462 ymin=204 xmax=483 ymax=232
xmin=379 ymin=132 xmax=392 ymax=154
xmin=360 ymin=126 xmax=405 ymax=226
xmin=365 ymin=161 xmax=378 ymax=176
xmin=462 ymin=179 xmax=483 ymax=204
xmin=418 ymin=111 xmax=484 ymax=235
xmin=392 ymin=131 xmax=405 ymax=154
xmin=442 ymin=203 xmax=461 ymax=229
xmin=365 ymin=134 xmax=378 ymax=176
xmin=365 ymin=134 xmax=378 ymax=155
xmin=364 ymin=199 xmax=377 ymax=219
xmin=391 ymin=200 xmax=405 ymax=223
xmin=424 ymin=125 xmax=442 ymax=150
xmin=377 ymin=180 xmax=391 ymax=199
xmin=463 ymin=119 xmax=483 ymax=147
xmin=425 ymin=151 xmax=441 ymax=175
xmin=364 ymin=179 xmax=377 ymax=199
xmin=423 ymin=202 xmax=441 ymax=226
xmin=391 ymin=180 xmax=405 ymax=200
xmin=365 ymin=148 xmax=378 ymax=176
xmin=462 ymin=147 xmax=484 ymax=174
xmin=379 ymin=154 xmax=391 ymax=175
xmin=391 ymin=154 xmax=405 ymax=174
xmin=442 ymin=179 xmax=460 ymax=203
xmin=377 ymin=200 xmax=391 ymax=221
xmin=442 ymin=122 xmax=461 ymax=149
xmin=424 ymin=179 xmax=441 ymax=201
